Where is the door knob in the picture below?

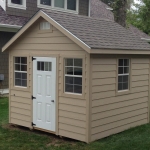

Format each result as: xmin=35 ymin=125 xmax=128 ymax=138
xmin=51 ymin=100 xmax=54 ymax=102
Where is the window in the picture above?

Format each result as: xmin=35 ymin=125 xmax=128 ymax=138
xmin=37 ymin=0 xmax=79 ymax=14
xmin=65 ymin=58 xmax=82 ymax=94
xmin=14 ymin=57 xmax=27 ymax=87
xmin=40 ymin=22 xmax=51 ymax=30
xmin=118 ymin=59 xmax=130 ymax=91
xmin=8 ymin=0 xmax=26 ymax=10
xmin=37 ymin=61 xmax=52 ymax=71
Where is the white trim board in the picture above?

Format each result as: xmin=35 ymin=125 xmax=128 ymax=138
xmin=0 ymin=89 xmax=9 ymax=94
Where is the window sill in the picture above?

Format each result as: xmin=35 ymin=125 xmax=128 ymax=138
xmin=8 ymin=3 xmax=26 ymax=10
xmin=37 ymin=4 xmax=78 ymax=14
xmin=61 ymin=92 xmax=85 ymax=100
xmin=116 ymin=89 xmax=131 ymax=96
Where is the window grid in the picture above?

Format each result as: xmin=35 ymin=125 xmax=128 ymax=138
xmin=38 ymin=0 xmax=78 ymax=13
xmin=64 ymin=58 xmax=82 ymax=94
xmin=14 ymin=57 xmax=27 ymax=87
xmin=118 ymin=59 xmax=130 ymax=91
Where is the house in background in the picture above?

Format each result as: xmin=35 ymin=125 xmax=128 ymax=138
xmin=90 ymin=0 xmax=150 ymax=40
xmin=0 ymin=0 xmax=90 ymax=94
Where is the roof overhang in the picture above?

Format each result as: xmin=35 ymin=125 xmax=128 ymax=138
xmin=141 ymin=38 xmax=150 ymax=41
xmin=2 ymin=10 xmax=91 ymax=53
xmin=0 ymin=24 xmax=21 ymax=32
xmin=91 ymin=48 xmax=150 ymax=55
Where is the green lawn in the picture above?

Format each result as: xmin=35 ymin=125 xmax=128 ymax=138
xmin=0 ymin=98 xmax=150 ymax=150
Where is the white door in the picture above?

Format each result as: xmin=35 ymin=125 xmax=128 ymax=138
xmin=33 ymin=57 xmax=56 ymax=132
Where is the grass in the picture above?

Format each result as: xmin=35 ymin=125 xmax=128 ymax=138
xmin=1 ymin=98 xmax=150 ymax=150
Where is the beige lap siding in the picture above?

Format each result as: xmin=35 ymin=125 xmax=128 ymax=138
xmin=90 ymin=55 xmax=149 ymax=142
xmin=9 ymin=19 xmax=88 ymax=142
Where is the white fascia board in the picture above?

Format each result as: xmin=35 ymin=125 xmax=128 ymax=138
xmin=141 ymin=38 xmax=150 ymax=41
xmin=0 ymin=24 xmax=22 ymax=29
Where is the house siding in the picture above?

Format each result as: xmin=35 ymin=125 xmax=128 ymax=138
xmin=9 ymin=18 xmax=89 ymax=142
xmin=90 ymin=55 xmax=149 ymax=142
xmin=0 ymin=31 xmax=15 ymax=89
xmin=6 ymin=0 xmax=89 ymax=17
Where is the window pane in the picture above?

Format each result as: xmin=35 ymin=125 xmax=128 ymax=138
xmin=65 ymin=59 xmax=73 ymax=66
xmin=15 ymin=57 xmax=20 ymax=63
xmin=123 ymin=75 xmax=128 ymax=83
xmin=74 ymin=77 xmax=82 ymax=85
xmin=21 ymin=65 xmax=27 ymax=71
xmin=74 ymin=67 xmax=82 ymax=75
xmin=54 ymin=0 xmax=64 ymax=8
xmin=22 ymin=73 xmax=27 ymax=80
xmin=74 ymin=59 xmax=82 ymax=67
xmin=65 ymin=67 xmax=73 ymax=75
xmin=65 ymin=76 xmax=73 ymax=84
xmin=118 ymin=83 xmax=122 ymax=91
xmin=118 ymin=67 xmax=123 ymax=74
xmin=15 ymin=79 xmax=21 ymax=86
xmin=21 ymin=57 xmax=27 ymax=64
xmin=41 ymin=62 xmax=44 ymax=71
xmin=67 ymin=0 xmax=76 ymax=10
xmin=37 ymin=62 xmax=41 ymax=70
xmin=74 ymin=85 xmax=82 ymax=94
xmin=119 ymin=59 xmax=123 ymax=66
xmin=118 ymin=76 xmax=123 ymax=83
xmin=49 ymin=62 xmax=52 ymax=71
xmin=124 ymin=67 xmax=129 ymax=74
xmin=65 ymin=84 xmax=73 ymax=93
xmin=45 ymin=62 xmax=49 ymax=71
xmin=11 ymin=0 xmax=22 ymax=4
xmin=22 ymin=80 xmax=27 ymax=87
xmin=124 ymin=59 xmax=129 ymax=66
xmin=15 ymin=64 xmax=20 ymax=71
xmin=40 ymin=0 xmax=51 ymax=5
xmin=15 ymin=72 xmax=21 ymax=79
xmin=123 ymin=82 xmax=128 ymax=90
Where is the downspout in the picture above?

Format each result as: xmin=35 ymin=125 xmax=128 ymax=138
xmin=88 ymin=0 xmax=91 ymax=17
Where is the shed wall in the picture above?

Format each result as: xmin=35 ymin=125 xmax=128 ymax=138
xmin=9 ymin=19 xmax=89 ymax=142
xmin=90 ymin=55 xmax=149 ymax=142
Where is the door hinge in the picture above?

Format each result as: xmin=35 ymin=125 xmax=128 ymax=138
xmin=32 ymin=96 xmax=36 ymax=100
xmin=32 ymin=57 xmax=36 ymax=61
xmin=32 ymin=122 xmax=36 ymax=126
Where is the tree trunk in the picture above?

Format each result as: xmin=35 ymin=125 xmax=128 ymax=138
xmin=114 ymin=0 xmax=127 ymax=27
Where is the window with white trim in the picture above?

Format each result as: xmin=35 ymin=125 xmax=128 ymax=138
xmin=8 ymin=0 xmax=26 ymax=10
xmin=65 ymin=58 xmax=82 ymax=94
xmin=38 ymin=0 xmax=78 ymax=14
xmin=118 ymin=59 xmax=130 ymax=91
xmin=14 ymin=57 xmax=27 ymax=87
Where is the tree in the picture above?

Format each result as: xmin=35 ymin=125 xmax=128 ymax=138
xmin=127 ymin=0 xmax=150 ymax=35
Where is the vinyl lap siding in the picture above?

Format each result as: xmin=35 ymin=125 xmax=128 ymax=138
xmin=91 ymin=56 xmax=149 ymax=142
xmin=9 ymin=19 xmax=88 ymax=142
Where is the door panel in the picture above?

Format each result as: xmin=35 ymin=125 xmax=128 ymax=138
xmin=33 ymin=57 xmax=56 ymax=132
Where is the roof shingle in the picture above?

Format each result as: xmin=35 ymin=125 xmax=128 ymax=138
xmin=42 ymin=9 xmax=150 ymax=50
xmin=0 ymin=6 xmax=29 ymax=27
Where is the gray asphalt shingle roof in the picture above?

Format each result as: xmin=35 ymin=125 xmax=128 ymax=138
xmin=42 ymin=9 xmax=150 ymax=50
xmin=0 ymin=6 xmax=29 ymax=27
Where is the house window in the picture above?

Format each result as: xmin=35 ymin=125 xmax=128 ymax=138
xmin=37 ymin=0 xmax=79 ymax=14
xmin=14 ymin=57 xmax=27 ymax=87
xmin=118 ymin=59 xmax=130 ymax=91
xmin=8 ymin=0 xmax=26 ymax=9
xmin=65 ymin=58 xmax=82 ymax=94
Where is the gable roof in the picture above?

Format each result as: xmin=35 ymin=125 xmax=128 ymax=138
xmin=0 ymin=6 xmax=29 ymax=28
xmin=2 ymin=9 xmax=150 ymax=54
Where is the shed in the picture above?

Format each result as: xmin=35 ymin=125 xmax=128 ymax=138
xmin=2 ymin=9 xmax=150 ymax=143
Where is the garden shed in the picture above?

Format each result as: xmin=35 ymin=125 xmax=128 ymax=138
xmin=2 ymin=9 xmax=150 ymax=143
